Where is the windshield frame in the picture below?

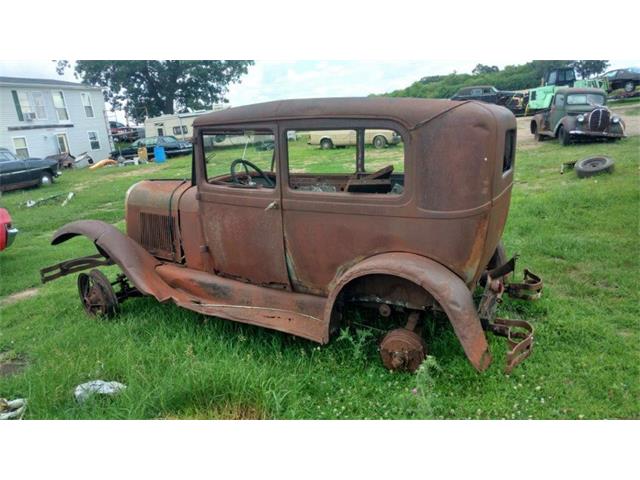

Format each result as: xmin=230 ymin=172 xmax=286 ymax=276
xmin=566 ymin=93 xmax=606 ymax=107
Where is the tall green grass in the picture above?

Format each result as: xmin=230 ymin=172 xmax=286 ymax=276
xmin=0 ymin=136 xmax=638 ymax=419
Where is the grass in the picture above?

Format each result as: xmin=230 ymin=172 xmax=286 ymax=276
xmin=0 ymin=133 xmax=638 ymax=419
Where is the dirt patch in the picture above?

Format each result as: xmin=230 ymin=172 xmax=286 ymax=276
xmin=0 ymin=351 xmax=27 ymax=378
xmin=0 ymin=288 xmax=38 ymax=307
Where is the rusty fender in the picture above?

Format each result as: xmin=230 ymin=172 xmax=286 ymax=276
xmin=50 ymin=220 xmax=181 ymax=303
xmin=324 ymin=253 xmax=492 ymax=371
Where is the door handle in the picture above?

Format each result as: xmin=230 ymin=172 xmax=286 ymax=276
xmin=265 ymin=201 xmax=279 ymax=211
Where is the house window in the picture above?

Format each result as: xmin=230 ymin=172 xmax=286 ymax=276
xmin=81 ymin=92 xmax=94 ymax=118
xmin=173 ymin=126 xmax=182 ymax=135
xmin=52 ymin=91 xmax=69 ymax=121
xmin=182 ymin=125 xmax=188 ymax=134
xmin=287 ymin=128 xmax=405 ymax=195
xmin=32 ymin=92 xmax=46 ymax=119
xmin=11 ymin=90 xmax=37 ymax=121
xmin=88 ymin=131 xmax=101 ymax=150
xmin=12 ymin=137 xmax=29 ymax=159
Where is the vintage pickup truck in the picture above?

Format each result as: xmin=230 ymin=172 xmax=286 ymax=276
xmin=41 ymin=97 xmax=541 ymax=374
xmin=530 ymin=87 xmax=625 ymax=145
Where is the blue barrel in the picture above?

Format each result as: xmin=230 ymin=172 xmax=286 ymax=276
xmin=154 ymin=146 xmax=166 ymax=163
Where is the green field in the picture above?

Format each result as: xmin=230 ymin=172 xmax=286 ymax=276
xmin=0 ymin=134 xmax=638 ymax=419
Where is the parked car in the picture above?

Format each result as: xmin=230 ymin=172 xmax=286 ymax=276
xmin=307 ymin=129 xmax=401 ymax=149
xmin=603 ymin=67 xmax=640 ymax=93
xmin=0 ymin=208 xmax=18 ymax=251
xmin=42 ymin=97 xmax=542 ymax=375
xmin=110 ymin=121 xmax=140 ymax=143
xmin=0 ymin=147 xmax=61 ymax=192
xmin=451 ymin=85 xmax=525 ymax=115
xmin=530 ymin=87 xmax=625 ymax=145
xmin=109 ymin=136 xmax=192 ymax=160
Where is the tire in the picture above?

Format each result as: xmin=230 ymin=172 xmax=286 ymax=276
xmin=558 ymin=126 xmax=571 ymax=146
xmin=575 ymin=156 xmax=615 ymax=178
xmin=624 ymin=81 xmax=635 ymax=93
xmin=320 ymin=138 xmax=333 ymax=150
xmin=40 ymin=171 xmax=53 ymax=187
xmin=373 ymin=135 xmax=387 ymax=149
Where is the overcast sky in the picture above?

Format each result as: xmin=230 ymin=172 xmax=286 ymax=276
xmin=1 ymin=59 xmax=635 ymax=123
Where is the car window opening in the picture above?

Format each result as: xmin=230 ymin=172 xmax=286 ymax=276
xmin=203 ymin=129 xmax=276 ymax=189
xmin=287 ymin=128 xmax=405 ymax=195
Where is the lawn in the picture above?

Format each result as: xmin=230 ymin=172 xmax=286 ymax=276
xmin=0 ymin=133 xmax=638 ymax=419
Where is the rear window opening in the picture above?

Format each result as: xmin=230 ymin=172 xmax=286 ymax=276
xmin=503 ymin=129 xmax=516 ymax=173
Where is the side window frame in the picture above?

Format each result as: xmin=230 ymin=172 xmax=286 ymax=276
xmin=280 ymin=118 xmax=410 ymax=203
xmin=197 ymin=122 xmax=280 ymax=197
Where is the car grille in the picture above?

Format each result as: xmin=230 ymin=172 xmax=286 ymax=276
xmin=589 ymin=108 xmax=610 ymax=131
xmin=139 ymin=212 xmax=176 ymax=259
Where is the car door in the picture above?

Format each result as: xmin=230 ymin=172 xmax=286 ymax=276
xmin=0 ymin=150 xmax=32 ymax=189
xmin=549 ymin=94 xmax=565 ymax=130
xmin=483 ymin=87 xmax=498 ymax=104
xmin=196 ymin=124 xmax=290 ymax=289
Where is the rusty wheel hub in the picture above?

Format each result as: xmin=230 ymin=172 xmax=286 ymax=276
xmin=379 ymin=328 xmax=427 ymax=373
xmin=77 ymin=269 xmax=118 ymax=318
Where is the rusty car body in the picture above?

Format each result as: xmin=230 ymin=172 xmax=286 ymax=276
xmin=41 ymin=97 xmax=541 ymax=373
xmin=530 ymin=87 xmax=625 ymax=146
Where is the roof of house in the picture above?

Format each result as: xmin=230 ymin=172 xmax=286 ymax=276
xmin=193 ymin=97 xmax=473 ymax=130
xmin=0 ymin=76 xmax=101 ymax=90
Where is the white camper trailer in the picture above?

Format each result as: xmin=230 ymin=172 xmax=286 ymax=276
xmin=144 ymin=105 xmax=230 ymax=141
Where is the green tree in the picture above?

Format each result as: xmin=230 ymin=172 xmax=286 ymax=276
xmin=55 ymin=60 xmax=253 ymax=122
xmin=570 ymin=60 xmax=610 ymax=78
xmin=472 ymin=64 xmax=499 ymax=75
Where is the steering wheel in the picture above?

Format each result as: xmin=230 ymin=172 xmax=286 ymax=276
xmin=230 ymin=159 xmax=274 ymax=188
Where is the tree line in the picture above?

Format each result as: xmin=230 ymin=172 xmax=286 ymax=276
xmin=382 ymin=60 xmax=610 ymax=99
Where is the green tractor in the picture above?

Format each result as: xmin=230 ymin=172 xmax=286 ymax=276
xmin=526 ymin=67 xmax=608 ymax=114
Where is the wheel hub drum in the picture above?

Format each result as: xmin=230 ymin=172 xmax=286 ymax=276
xmin=379 ymin=328 xmax=427 ymax=372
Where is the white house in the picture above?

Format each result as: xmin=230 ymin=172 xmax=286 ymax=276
xmin=144 ymin=105 xmax=230 ymax=141
xmin=0 ymin=76 xmax=112 ymax=161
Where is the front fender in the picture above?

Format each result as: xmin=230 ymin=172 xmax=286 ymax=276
xmin=51 ymin=220 xmax=177 ymax=302
xmin=555 ymin=116 xmax=576 ymax=135
xmin=324 ymin=253 xmax=491 ymax=371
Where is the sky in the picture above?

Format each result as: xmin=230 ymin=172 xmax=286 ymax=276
xmin=0 ymin=59 xmax=635 ymax=123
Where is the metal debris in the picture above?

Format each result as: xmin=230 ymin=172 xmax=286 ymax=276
xmin=74 ymin=380 xmax=127 ymax=403
xmin=23 ymin=192 xmax=75 ymax=208
xmin=0 ymin=398 xmax=27 ymax=420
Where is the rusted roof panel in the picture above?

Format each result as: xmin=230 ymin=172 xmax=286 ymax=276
xmin=193 ymin=97 xmax=469 ymax=130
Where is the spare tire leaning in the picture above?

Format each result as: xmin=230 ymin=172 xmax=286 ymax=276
xmin=575 ymin=156 xmax=615 ymax=178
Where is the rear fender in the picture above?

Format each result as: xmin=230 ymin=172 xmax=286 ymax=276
xmin=51 ymin=220 xmax=177 ymax=302
xmin=324 ymin=253 xmax=492 ymax=371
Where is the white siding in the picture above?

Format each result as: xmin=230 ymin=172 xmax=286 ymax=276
xmin=0 ymin=84 xmax=111 ymax=161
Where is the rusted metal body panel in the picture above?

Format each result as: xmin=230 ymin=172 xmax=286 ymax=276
xmin=43 ymin=97 xmax=539 ymax=373
xmin=51 ymin=221 xmax=182 ymax=303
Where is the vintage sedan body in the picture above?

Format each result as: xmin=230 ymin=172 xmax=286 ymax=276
xmin=0 ymin=148 xmax=61 ymax=192
xmin=451 ymin=85 xmax=525 ymax=115
xmin=530 ymin=88 xmax=625 ymax=145
xmin=307 ymin=129 xmax=402 ymax=149
xmin=42 ymin=97 xmax=540 ymax=374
